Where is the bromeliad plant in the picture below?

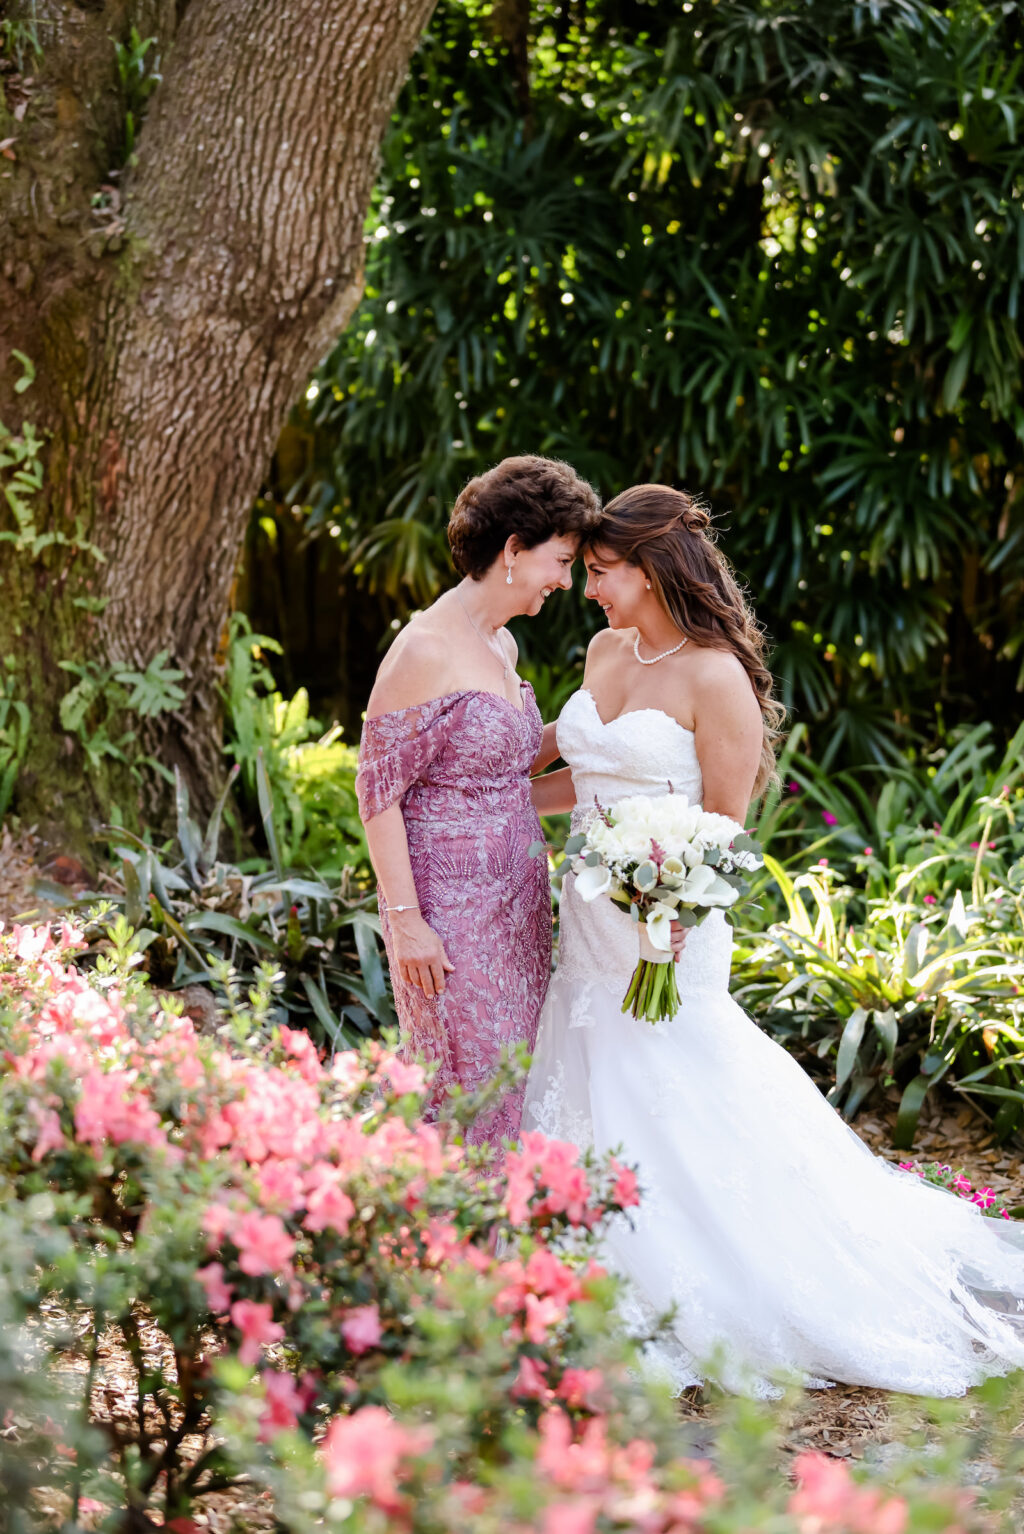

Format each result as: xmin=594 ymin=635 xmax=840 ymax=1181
xmin=71 ymin=755 xmax=392 ymax=1049
xmin=733 ymin=857 xmax=1024 ymax=1148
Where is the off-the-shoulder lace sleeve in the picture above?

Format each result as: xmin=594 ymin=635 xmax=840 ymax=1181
xmin=356 ymin=695 xmax=458 ymax=821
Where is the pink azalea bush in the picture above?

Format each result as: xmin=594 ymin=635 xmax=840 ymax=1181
xmin=0 ymin=919 xmax=1012 ymax=1531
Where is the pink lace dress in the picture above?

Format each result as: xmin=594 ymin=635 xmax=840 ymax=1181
xmin=356 ymin=685 xmax=552 ymax=1145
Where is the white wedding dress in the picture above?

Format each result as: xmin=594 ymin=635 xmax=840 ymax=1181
xmin=523 ymin=688 xmax=1024 ymax=1397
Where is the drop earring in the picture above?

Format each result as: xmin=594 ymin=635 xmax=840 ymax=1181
xmin=506 ymin=565 xmax=513 ymax=585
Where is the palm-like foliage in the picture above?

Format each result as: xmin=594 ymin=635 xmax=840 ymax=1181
xmin=266 ymin=0 xmax=1024 ymax=757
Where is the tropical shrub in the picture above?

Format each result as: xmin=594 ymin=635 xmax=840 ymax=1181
xmin=255 ymin=0 xmax=1024 ymax=764
xmin=76 ymin=761 xmax=392 ymax=1049
xmin=2 ymin=918 xmax=1019 ymax=1532
xmin=222 ymin=612 xmax=370 ymax=881
xmin=734 ymin=741 xmax=1024 ymax=1147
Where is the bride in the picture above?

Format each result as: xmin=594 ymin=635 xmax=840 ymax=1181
xmin=524 ymin=484 xmax=1024 ymax=1399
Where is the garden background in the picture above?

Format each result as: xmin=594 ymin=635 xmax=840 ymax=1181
xmin=1 ymin=0 xmax=1024 ymax=1529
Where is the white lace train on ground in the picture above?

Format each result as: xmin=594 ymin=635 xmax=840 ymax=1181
xmin=523 ymin=689 xmax=1024 ymax=1398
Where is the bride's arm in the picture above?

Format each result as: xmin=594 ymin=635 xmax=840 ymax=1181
xmin=530 ymin=765 xmax=576 ymax=816
xmin=691 ymin=652 xmax=763 ymax=823
xmin=531 ymin=720 xmax=561 ymax=775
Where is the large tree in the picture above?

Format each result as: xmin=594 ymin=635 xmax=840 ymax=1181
xmin=0 ymin=0 xmax=434 ymax=836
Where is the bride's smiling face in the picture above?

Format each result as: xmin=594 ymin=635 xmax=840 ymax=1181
xmin=583 ymin=544 xmax=649 ymax=628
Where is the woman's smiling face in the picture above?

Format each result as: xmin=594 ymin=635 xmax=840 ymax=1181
xmin=511 ymin=533 xmax=578 ymax=616
xmin=582 ymin=543 xmax=648 ymax=628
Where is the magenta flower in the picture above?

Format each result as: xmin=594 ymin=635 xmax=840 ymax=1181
xmin=787 ymin=780 xmax=800 ymax=794
xmin=973 ymin=1188 xmax=997 ymax=1209
xmin=952 ymin=1173 xmax=972 ymax=1194
xmin=822 ymin=810 xmax=838 ymax=826
xmin=863 ymin=846 xmax=873 ymax=856
xmin=817 ymin=857 xmax=829 ymax=867
xmin=923 ymin=894 xmax=936 ymax=905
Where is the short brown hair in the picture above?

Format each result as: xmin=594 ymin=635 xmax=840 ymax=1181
xmin=448 ymin=456 xmax=601 ymax=579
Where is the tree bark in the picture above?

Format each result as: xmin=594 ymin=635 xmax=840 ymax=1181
xmin=0 ymin=0 xmax=434 ymax=840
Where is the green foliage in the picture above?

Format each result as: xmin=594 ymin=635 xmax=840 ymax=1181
xmin=79 ymin=756 xmax=392 ymax=1047
xmin=279 ymin=0 xmax=1024 ymax=760
xmin=57 ymin=649 xmax=184 ymax=775
xmin=0 ymin=655 xmax=29 ymax=820
xmin=222 ymin=612 xmax=370 ymax=879
xmin=113 ymin=27 xmax=161 ymax=163
xmin=0 ymin=12 xmax=42 ymax=72
xmin=734 ymin=737 xmax=1024 ymax=1146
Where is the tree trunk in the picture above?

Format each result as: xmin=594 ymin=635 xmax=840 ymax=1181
xmin=0 ymin=0 xmax=434 ymax=842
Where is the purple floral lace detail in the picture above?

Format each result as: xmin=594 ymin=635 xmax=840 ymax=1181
xmin=356 ymin=687 xmax=552 ymax=1145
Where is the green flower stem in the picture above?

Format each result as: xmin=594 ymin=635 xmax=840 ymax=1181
xmin=622 ymin=958 xmax=681 ymax=1024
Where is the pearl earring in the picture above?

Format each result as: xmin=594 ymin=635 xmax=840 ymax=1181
xmin=506 ymin=565 xmax=513 ymax=585
xmin=645 ymin=581 xmax=651 ymax=590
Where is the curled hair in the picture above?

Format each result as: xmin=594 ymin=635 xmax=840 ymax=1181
xmin=448 ymin=456 xmax=601 ymax=580
xmin=590 ymin=486 xmax=786 ymax=797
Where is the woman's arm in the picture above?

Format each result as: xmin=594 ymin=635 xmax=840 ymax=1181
xmin=691 ymin=653 xmax=763 ymax=823
xmin=364 ymin=804 xmax=455 ymax=998
xmin=531 ymin=721 xmax=561 ymax=775
xmin=530 ymin=765 xmax=577 ymax=817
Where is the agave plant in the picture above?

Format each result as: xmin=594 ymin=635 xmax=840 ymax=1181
xmin=733 ymin=857 xmax=1024 ymax=1147
xmin=73 ymin=755 xmax=392 ymax=1049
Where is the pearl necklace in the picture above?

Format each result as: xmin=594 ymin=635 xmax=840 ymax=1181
xmin=633 ymin=630 xmax=688 ymax=666
xmin=456 ymin=587 xmax=510 ymax=681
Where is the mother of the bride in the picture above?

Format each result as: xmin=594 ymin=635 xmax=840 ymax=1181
xmin=356 ymin=456 xmax=601 ymax=1144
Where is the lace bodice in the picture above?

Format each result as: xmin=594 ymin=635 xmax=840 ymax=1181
xmin=555 ymin=688 xmax=731 ymax=996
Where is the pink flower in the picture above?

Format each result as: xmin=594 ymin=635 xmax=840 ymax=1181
xmin=923 ymin=894 xmax=937 ymax=905
xmin=556 ymin=1366 xmax=604 ymax=1411
xmin=277 ymin=1026 xmax=324 ymax=1085
xmin=30 ymin=1105 xmax=66 ymax=1162
xmin=817 ymin=857 xmax=829 ymax=867
xmin=322 ymin=1406 xmax=432 ymax=1512
xmin=789 ymin=1451 xmax=908 ymax=1534
xmin=196 ymin=1262 xmax=233 ymax=1314
xmin=259 ymin=1369 xmax=307 ymax=1441
xmin=788 ymin=781 xmax=800 ymax=794
xmin=952 ymin=1173 xmax=972 ymax=1194
xmin=232 ymin=1210 xmax=296 ymax=1277
xmin=230 ymin=1299 xmax=284 ymax=1365
xmin=303 ymin=1165 xmax=355 ymax=1235
xmin=512 ymin=1355 xmax=551 ymax=1400
xmin=542 ymin=1503 xmax=598 ymax=1534
xmin=608 ymin=1157 xmax=640 ymax=1209
xmin=340 ymin=1303 xmax=383 ymax=1356
xmin=822 ymin=811 xmax=839 ymax=826
xmin=73 ymin=1068 xmax=167 ymax=1153
xmin=972 ymin=1187 xmax=997 ymax=1210
xmin=380 ymin=1055 xmax=427 ymax=1096
xmin=862 ymin=846 xmax=873 ymax=856
xmin=12 ymin=923 xmax=52 ymax=962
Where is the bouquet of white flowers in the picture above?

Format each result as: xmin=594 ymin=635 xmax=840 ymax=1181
xmin=564 ymin=792 xmax=764 ymax=1024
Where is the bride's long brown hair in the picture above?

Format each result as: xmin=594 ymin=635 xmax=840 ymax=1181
xmin=591 ymin=486 xmax=786 ymax=797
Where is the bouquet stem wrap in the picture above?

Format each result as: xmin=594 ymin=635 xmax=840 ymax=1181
xmin=623 ymin=928 xmax=681 ymax=1023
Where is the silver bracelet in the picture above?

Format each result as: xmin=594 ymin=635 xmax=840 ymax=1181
xmin=386 ymin=902 xmax=420 ymax=914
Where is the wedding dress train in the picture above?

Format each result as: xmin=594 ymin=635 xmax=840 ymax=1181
xmin=523 ymin=688 xmax=1024 ymax=1397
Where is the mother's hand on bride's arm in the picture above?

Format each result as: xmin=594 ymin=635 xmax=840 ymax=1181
xmin=691 ymin=651 xmax=764 ymax=823
xmin=390 ymin=909 xmax=455 ymax=998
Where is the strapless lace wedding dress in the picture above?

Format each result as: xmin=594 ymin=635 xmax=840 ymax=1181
xmin=523 ymin=688 xmax=1024 ymax=1397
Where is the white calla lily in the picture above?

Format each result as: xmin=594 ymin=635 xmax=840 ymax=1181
xmin=644 ymin=900 xmax=678 ymax=952
xmin=574 ymin=861 xmax=613 ymax=901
